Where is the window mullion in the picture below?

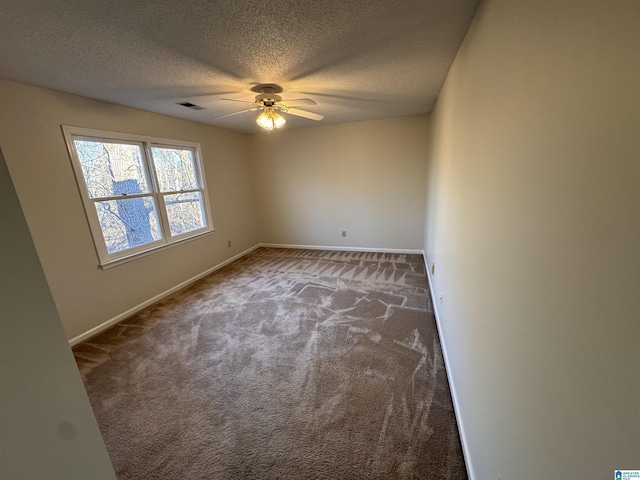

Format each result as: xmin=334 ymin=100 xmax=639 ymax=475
xmin=144 ymin=142 xmax=172 ymax=243
xmin=155 ymin=192 xmax=172 ymax=241
xmin=91 ymin=192 xmax=155 ymax=202
xmin=162 ymin=188 xmax=201 ymax=195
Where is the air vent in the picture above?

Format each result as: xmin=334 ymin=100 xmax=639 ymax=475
xmin=177 ymin=102 xmax=205 ymax=111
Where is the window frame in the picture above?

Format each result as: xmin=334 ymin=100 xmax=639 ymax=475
xmin=62 ymin=126 xmax=214 ymax=268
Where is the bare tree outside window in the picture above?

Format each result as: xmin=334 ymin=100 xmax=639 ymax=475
xmin=74 ymin=140 xmax=161 ymax=253
xmin=151 ymin=147 xmax=206 ymax=236
xmin=64 ymin=127 xmax=212 ymax=266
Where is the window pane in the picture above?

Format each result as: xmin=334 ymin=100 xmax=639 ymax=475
xmin=74 ymin=140 xmax=150 ymax=198
xmin=95 ymin=197 xmax=162 ymax=254
xmin=151 ymin=147 xmax=198 ymax=192
xmin=163 ymin=192 xmax=206 ymax=236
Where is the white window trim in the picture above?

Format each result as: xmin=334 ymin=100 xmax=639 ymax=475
xmin=62 ymin=126 xmax=214 ymax=268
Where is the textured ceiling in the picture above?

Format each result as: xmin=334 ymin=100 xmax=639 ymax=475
xmin=0 ymin=0 xmax=479 ymax=133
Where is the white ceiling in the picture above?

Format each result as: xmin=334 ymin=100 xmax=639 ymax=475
xmin=0 ymin=0 xmax=479 ymax=133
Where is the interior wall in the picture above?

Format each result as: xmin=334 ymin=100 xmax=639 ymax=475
xmin=0 ymin=147 xmax=116 ymax=480
xmin=424 ymin=1 xmax=640 ymax=479
xmin=250 ymin=115 xmax=429 ymax=250
xmin=0 ymin=78 xmax=260 ymax=340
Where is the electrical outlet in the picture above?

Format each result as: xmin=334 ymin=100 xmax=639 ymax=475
xmin=341 ymin=230 xmax=347 ymax=237
xmin=227 ymin=240 xmax=231 ymax=248
xmin=431 ymin=263 xmax=435 ymax=275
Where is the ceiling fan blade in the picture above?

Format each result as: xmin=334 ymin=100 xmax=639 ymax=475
xmin=177 ymin=91 xmax=240 ymax=100
xmin=278 ymin=98 xmax=317 ymax=107
xmin=286 ymin=108 xmax=324 ymax=121
xmin=220 ymin=97 xmax=258 ymax=106
xmin=211 ymin=107 xmax=259 ymax=120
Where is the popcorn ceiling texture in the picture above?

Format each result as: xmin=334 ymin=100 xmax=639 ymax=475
xmin=74 ymin=248 xmax=467 ymax=479
xmin=0 ymin=0 xmax=479 ymax=132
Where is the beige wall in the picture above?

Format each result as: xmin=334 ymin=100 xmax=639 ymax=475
xmin=250 ymin=116 xmax=429 ymax=250
xmin=424 ymin=0 xmax=640 ymax=478
xmin=0 ymin=80 xmax=429 ymax=342
xmin=0 ymin=79 xmax=260 ymax=340
xmin=0 ymin=148 xmax=116 ymax=479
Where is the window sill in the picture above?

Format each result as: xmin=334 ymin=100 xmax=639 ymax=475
xmin=99 ymin=229 xmax=215 ymax=270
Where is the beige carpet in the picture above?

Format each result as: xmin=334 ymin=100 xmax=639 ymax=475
xmin=74 ymin=247 xmax=467 ymax=479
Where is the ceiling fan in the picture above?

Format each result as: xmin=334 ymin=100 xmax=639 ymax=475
xmin=215 ymin=84 xmax=324 ymax=130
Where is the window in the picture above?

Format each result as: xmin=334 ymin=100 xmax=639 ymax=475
xmin=63 ymin=126 xmax=213 ymax=267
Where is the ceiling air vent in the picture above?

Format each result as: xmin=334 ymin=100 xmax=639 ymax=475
xmin=177 ymin=102 xmax=205 ymax=110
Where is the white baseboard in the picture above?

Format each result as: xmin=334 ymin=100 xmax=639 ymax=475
xmin=422 ymin=253 xmax=475 ymax=480
xmin=69 ymin=243 xmax=423 ymax=346
xmin=258 ymin=243 xmax=424 ymax=255
xmin=68 ymin=244 xmax=261 ymax=346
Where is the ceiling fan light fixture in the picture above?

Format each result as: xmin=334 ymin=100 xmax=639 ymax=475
xmin=256 ymin=107 xmax=286 ymax=130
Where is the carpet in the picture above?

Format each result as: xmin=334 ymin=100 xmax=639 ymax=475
xmin=74 ymin=247 xmax=467 ymax=479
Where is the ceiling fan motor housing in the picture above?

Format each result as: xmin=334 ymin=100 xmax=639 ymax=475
xmin=255 ymin=90 xmax=282 ymax=107
xmin=217 ymin=83 xmax=322 ymax=124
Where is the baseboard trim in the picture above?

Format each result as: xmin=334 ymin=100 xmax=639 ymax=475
xmin=68 ymin=244 xmax=261 ymax=347
xmin=69 ymin=243 xmax=421 ymax=346
xmin=258 ymin=243 xmax=423 ymax=255
xmin=422 ymin=253 xmax=475 ymax=480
